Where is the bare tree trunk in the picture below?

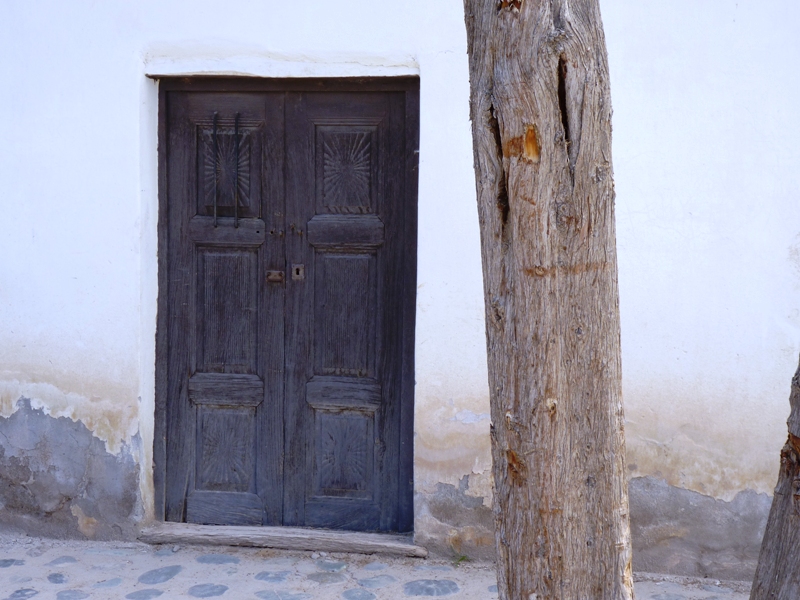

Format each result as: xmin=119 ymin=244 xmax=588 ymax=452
xmin=750 ymin=357 xmax=800 ymax=599
xmin=463 ymin=1 xmax=633 ymax=598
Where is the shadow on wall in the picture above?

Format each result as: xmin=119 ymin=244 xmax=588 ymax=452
xmin=0 ymin=398 xmax=140 ymax=540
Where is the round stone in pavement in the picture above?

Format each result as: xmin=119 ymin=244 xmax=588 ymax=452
xmin=342 ymin=589 xmax=376 ymax=600
xmin=47 ymin=573 xmax=67 ymax=584
xmin=652 ymin=594 xmax=687 ymax=600
xmin=197 ymin=553 xmax=240 ymax=564
xmin=56 ymin=591 xmax=89 ymax=600
xmin=93 ymin=578 xmax=122 ymax=588
xmin=47 ymin=556 xmax=78 ymax=566
xmin=308 ymin=572 xmax=348 ymax=584
xmin=6 ymin=590 xmax=39 ymax=600
xmin=254 ymin=591 xmax=312 ymax=600
xmin=126 ymin=590 xmax=164 ymax=600
xmin=362 ymin=562 xmax=387 ymax=571
xmin=489 ymin=584 xmax=498 ymax=592
xmin=256 ymin=570 xmax=291 ymax=583
xmin=316 ymin=559 xmax=347 ymax=572
xmin=0 ymin=560 xmax=25 ymax=568
xmin=138 ymin=565 xmax=182 ymax=584
xmin=188 ymin=583 xmax=229 ymax=597
xmin=403 ymin=579 xmax=460 ymax=597
xmin=357 ymin=575 xmax=397 ymax=589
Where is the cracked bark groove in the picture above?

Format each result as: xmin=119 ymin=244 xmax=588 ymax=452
xmin=750 ymin=357 xmax=800 ymax=599
xmin=463 ymin=1 xmax=633 ymax=598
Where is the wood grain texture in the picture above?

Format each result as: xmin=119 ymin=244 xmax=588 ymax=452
xmin=319 ymin=128 xmax=375 ymax=213
xmin=307 ymin=214 xmax=385 ymax=249
xmin=463 ymin=1 xmax=633 ymax=598
xmin=139 ymin=522 xmax=428 ymax=557
xmin=188 ymin=373 xmax=264 ymax=406
xmin=186 ymin=491 xmax=263 ymax=526
xmin=750 ymin=356 xmax=800 ymax=599
xmin=306 ymin=377 xmax=382 ymax=409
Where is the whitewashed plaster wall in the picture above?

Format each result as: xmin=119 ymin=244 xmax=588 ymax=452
xmin=0 ymin=0 xmax=798 ymax=557
xmin=606 ymin=0 xmax=800 ymax=501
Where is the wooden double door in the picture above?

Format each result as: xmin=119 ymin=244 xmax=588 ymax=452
xmin=156 ymin=78 xmax=418 ymax=533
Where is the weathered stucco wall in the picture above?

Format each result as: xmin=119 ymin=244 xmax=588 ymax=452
xmin=0 ymin=0 xmax=799 ymax=579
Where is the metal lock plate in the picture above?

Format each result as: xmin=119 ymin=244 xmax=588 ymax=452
xmin=266 ymin=270 xmax=285 ymax=283
xmin=291 ymin=264 xmax=305 ymax=281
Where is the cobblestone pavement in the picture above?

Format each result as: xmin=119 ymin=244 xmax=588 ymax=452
xmin=0 ymin=535 xmax=751 ymax=599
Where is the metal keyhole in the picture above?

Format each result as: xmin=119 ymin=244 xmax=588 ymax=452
xmin=292 ymin=264 xmax=305 ymax=281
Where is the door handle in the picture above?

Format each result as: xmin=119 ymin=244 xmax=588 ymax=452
xmin=266 ymin=270 xmax=285 ymax=284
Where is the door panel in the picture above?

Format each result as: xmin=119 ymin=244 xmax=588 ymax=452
xmin=284 ymin=91 xmax=406 ymax=531
xmin=160 ymin=80 xmax=416 ymax=533
xmin=164 ymin=92 xmax=285 ymax=526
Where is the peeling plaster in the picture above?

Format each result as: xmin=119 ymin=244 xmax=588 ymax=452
xmin=414 ymin=388 xmax=492 ymax=496
xmin=624 ymin=377 xmax=786 ymax=501
xmin=0 ymin=398 xmax=139 ymax=540
xmin=0 ymin=377 xmax=138 ymax=456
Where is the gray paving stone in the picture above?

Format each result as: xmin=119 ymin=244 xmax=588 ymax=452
xmin=93 ymin=577 xmax=122 ymax=588
xmin=198 ymin=553 xmax=240 ymax=564
xmin=255 ymin=570 xmax=291 ymax=583
xmin=47 ymin=556 xmax=78 ymax=566
xmin=412 ymin=565 xmax=453 ymax=572
xmin=652 ymin=594 xmax=686 ymax=600
xmin=357 ymin=574 xmax=397 ymax=589
xmin=188 ymin=583 xmax=229 ymax=597
xmin=403 ymin=579 xmax=460 ymax=597
xmin=138 ymin=565 xmax=182 ymax=584
xmin=254 ymin=592 xmax=312 ymax=600
xmin=5 ymin=591 xmax=39 ymax=600
xmin=153 ymin=548 xmax=174 ymax=557
xmin=0 ymin=559 xmax=25 ymax=568
xmin=47 ymin=573 xmax=67 ymax=584
xmin=362 ymin=562 xmax=387 ymax=571
xmin=126 ymin=591 xmax=164 ymax=600
xmin=56 ymin=592 xmax=89 ymax=600
xmin=488 ymin=585 xmax=498 ymax=593
xmin=308 ymin=572 xmax=348 ymax=584
xmin=316 ymin=559 xmax=347 ymax=572
xmin=342 ymin=590 xmax=376 ymax=600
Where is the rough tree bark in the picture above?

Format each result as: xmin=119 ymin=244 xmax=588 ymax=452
xmin=463 ymin=1 xmax=634 ymax=599
xmin=750 ymin=356 xmax=800 ymax=599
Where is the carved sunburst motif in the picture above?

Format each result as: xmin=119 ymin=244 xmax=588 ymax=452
xmin=322 ymin=132 xmax=371 ymax=211
xmin=200 ymin=411 xmax=251 ymax=492
xmin=202 ymin=129 xmax=251 ymax=213
xmin=318 ymin=415 xmax=369 ymax=493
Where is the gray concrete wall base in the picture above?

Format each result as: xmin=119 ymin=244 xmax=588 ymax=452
xmin=629 ymin=476 xmax=770 ymax=581
xmin=0 ymin=398 xmax=771 ymax=581
xmin=413 ymin=476 xmax=495 ymax=561
xmin=0 ymin=397 xmax=140 ymax=540
xmin=414 ymin=475 xmax=771 ymax=581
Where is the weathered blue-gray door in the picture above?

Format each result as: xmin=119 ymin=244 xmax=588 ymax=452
xmin=157 ymin=78 xmax=418 ymax=533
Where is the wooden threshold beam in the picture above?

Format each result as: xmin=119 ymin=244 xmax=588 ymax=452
xmin=138 ymin=523 xmax=428 ymax=558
